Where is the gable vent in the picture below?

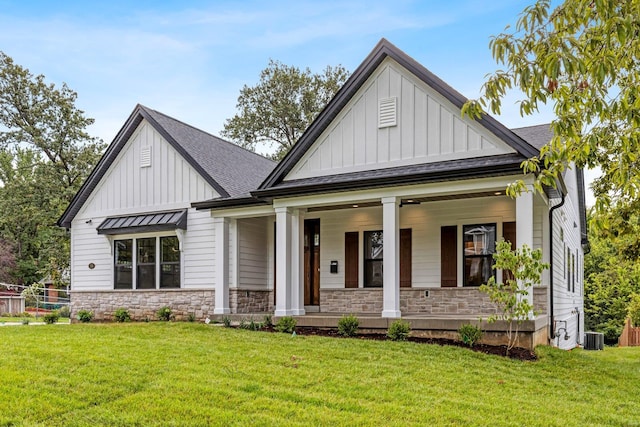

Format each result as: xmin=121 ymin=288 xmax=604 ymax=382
xmin=140 ymin=146 xmax=152 ymax=167
xmin=378 ymin=97 xmax=397 ymax=128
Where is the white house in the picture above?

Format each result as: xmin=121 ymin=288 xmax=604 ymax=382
xmin=58 ymin=39 xmax=587 ymax=350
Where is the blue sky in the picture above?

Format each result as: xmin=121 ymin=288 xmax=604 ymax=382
xmin=0 ymin=0 xmax=594 ymax=202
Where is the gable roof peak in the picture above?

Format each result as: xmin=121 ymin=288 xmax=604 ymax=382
xmin=257 ymin=38 xmax=540 ymax=191
xmin=58 ymin=104 xmax=275 ymax=228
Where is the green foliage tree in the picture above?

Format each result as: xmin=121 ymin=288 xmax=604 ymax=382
xmin=584 ymin=209 xmax=640 ymax=340
xmin=222 ymin=60 xmax=349 ymax=160
xmin=462 ymin=0 xmax=640 ymax=213
xmin=480 ymin=240 xmax=547 ymax=353
xmin=627 ymin=294 xmax=640 ymax=327
xmin=0 ymin=51 xmax=105 ymax=284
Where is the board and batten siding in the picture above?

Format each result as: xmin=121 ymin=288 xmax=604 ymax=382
xmin=309 ymin=195 xmax=532 ymax=290
xmin=80 ymin=120 xmax=218 ymax=216
xmin=285 ymin=57 xmax=517 ymax=181
xmin=235 ymin=217 xmax=270 ymax=290
xmin=71 ymin=120 xmax=219 ymax=291
xmin=550 ymin=167 xmax=585 ymax=349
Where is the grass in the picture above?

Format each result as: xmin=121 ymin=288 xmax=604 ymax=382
xmin=1 ymin=323 xmax=639 ymax=426
xmin=0 ymin=316 xmax=70 ymax=324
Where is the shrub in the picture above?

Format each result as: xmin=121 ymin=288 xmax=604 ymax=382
xmin=458 ymin=323 xmax=483 ymax=347
xmin=240 ymin=318 xmax=264 ymax=331
xmin=114 ymin=308 xmax=131 ymax=323
xmin=263 ymin=315 xmax=273 ymax=328
xmin=187 ymin=313 xmax=196 ymax=322
xmin=58 ymin=306 xmax=70 ymax=318
xmin=387 ymin=320 xmax=411 ymax=341
xmin=274 ymin=316 xmax=297 ymax=334
xmin=43 ymin=312 xmax=59 ymax=324
xmin=21 ymin=318 xmax=29 ymax=325
xmin=77 ymin=310 xmax=94 ymax=323
xmin=156 ymin=306 xmax=172 ymax=321
xmin=222 ymin=316 xmax=232 ymax=328
xmin=337 ymin=314 xmax=359 ymax=337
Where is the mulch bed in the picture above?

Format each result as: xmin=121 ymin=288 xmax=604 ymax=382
xmin=286 ymin=327 xmax=537 ymax=361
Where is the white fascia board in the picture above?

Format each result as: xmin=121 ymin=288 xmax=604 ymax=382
xmin=273 ymin=175 xmax=531 ymax=209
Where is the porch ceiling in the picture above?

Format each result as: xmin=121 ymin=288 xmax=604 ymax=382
xmin=304 ymin=191 xmax=507 ymax=212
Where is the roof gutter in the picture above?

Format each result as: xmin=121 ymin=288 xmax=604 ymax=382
xmin=548 ymin=176 xmax=567 ymax=342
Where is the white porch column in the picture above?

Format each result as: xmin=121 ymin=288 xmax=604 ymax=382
xmin=382 ymin=196 xmax=401 ymax=318
xmin=213 ymin=217 xmax=230 ymax=314
xmin=516 ymin=186 xmax=535 ymax=313
xmin=290 ymin=209 xmax=305 ymax=315
xmin=275 ymin=207 xmax=292 ymax=316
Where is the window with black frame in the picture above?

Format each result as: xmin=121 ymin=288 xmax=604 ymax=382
xmin=463 ymin=224 xmax=496 ymax=286
xmin=364 ymin=230 xmax=384 ymax=287
xmin=137 ymin=237 xmax=156 ymax=289
xmin=114 ymin=239 xmax=133 ymax=289
xmin=160 ymin=236 xmax=180 ymax=288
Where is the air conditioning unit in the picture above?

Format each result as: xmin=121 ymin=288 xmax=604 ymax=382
xmin=584 ymin=332 xmax=604 ymax=350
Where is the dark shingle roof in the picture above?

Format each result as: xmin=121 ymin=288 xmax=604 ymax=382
xmin=241 ymin=154 xmax=524 ymax=200
xmin=58 ymin=105 xmax=275 ymax=228
xmin=511 ymin=124 xmax=553 ymax=150
xmin=142 ymin=107 xmax=275 ymax=198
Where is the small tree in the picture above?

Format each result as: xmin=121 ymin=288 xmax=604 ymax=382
xmin=480 ymin=240 xmax=548 ymax=353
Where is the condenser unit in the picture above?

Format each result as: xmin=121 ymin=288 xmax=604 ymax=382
xmin=584 ymin=332 xmax=604 ymax=350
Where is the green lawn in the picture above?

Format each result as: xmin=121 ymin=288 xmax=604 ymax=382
xmin=0 ymin=316 xmax=70 ymax=324
xmin=1 ymin=323 xmax=638 ymax=426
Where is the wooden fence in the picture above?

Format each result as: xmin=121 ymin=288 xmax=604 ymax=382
xmin=619 ymin=318 xmax=640 ymax=347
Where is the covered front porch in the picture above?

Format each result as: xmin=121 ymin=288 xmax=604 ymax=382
xmin=207 ymin=175 xmax=550 ymax=325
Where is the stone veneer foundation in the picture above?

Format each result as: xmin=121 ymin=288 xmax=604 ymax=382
xmin=319 ymin=286 xmax=548 ymax=315
xmin=229 ymin=289 xmax=273 ymax=313
xmin=71 ymin=289 xmax=215 ymax=321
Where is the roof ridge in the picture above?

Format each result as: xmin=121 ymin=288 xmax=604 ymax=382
xmin=510 ymin=123 xmax=552 ymax=131
xmin=140 ymin=105 xmax=275 ymax=164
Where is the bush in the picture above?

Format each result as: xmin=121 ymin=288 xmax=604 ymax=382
xmin=77 ymin=310 xmax=94 ymax=323
xmin=239 ymin=318 xmax=264 ymax=331
xmin=387 ymin=320 xmax=411 ymax=341
xmin=114 ymin=308 xmax=131 ymax=323
xmin=458 ymin=323 xmax=483 ymax=347
xmin=156 ymin=306 xmax=172 ymax=321
xmin=222 ymin=316 xmax=232 ymax=327
xmin=274 ymin=316 xmax=297 ymax=334
xmin=337 ymin=314 xmax=359 ymax=337
xmin=263 ymin=315 xmax=273 ymax=328
xmin=21 ymin=318 xmax=29 ymax=325
xmin=187 ymin=313 xmax=196 ymax=322
xmin=43 ymin=312 xmax=59 ymax=324
xmin=58 ymin=305 xmax=70 ymax=318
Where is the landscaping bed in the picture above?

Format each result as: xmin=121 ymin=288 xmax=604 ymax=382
xmin=271 ymin=326 xmax=538 ymax=360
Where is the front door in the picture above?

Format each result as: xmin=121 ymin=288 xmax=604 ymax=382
xmin=304 ymin=219 xmax=320 ymax=306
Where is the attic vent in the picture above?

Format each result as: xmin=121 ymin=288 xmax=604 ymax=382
xmin=378 ymin=97 xmax=397 ymax=128
xmin=140 ymin=146 xmax=152 ymax=168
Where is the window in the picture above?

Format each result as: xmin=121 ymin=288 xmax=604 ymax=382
xmin=160 ymin=236 xmax=180 ymax=288
xmin=463 ymin=224 xmax=496 ymax=286
xmin=137 ymin=237 xmax=156 ymax=289
xmin=364 ymin=231 xmax=384 ymax=287
xmin=567 ymin=247 xmax=571 ymax=291
xmin=115 ymin=239 xmax=133 ymax=289
xmin=571 ymin=252 xmax=576 ymax=293
xmin=113 ymin=236 xmax=180 ymax=289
